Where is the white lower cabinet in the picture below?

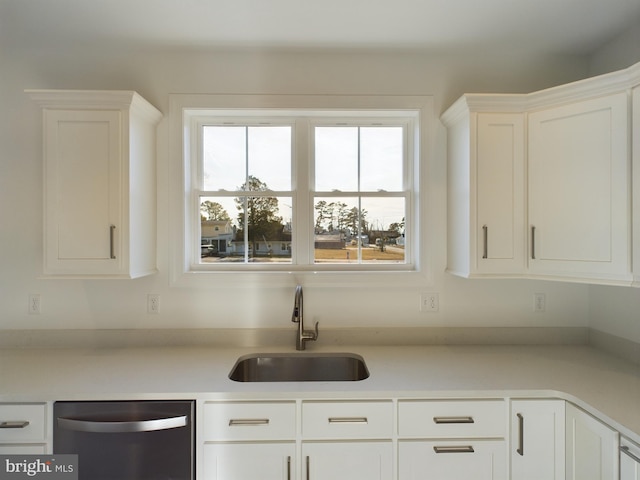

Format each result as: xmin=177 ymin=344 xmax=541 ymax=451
xmin=398 ymin=399 xmax=507 ymax=480
xmin=510 ymin=399 xmax=565 ymax=480
xmin=302 ymin=441 xmax=392 ymax=480
xmin=301 ymin=401 xmax=393 ymax=480
xmin=198 ymin=397 xmax=636 ymax=480
xmin=201 ymin=401 xmax=297 ymax=480
xmin=566 ymin=402 xmax=618 ymax=480
xmin=203 ymin=443 xmax=295 ymax=480
xmin=0 ymin=403 xmax=49 ymax=454
xmin=621 ymin=437 xmax=640 ymax=480
xmin=399 ymin=439 xmax=505 ymax=480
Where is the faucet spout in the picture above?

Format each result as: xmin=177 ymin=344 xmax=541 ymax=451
xmin=291 ymin=285 xmax=318 ymax=350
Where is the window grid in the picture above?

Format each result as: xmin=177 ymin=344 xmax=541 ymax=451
xmin=190 ymin=113 xmax=416 ymax=272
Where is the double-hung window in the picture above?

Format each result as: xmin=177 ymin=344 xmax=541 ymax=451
xmin=174 ymin=95 xmax=428 ymax=277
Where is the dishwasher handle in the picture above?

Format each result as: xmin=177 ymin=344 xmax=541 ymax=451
xmin=57 ymin=414 xmax=188 ymax=433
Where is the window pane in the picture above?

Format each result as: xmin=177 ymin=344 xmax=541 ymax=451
xmin=361 ymin=197 xmax=405 ymax=263
xmin=203 ymin=126 xmax=291 ymax=191
xmin=313 ymin=196 xmax=358 ymax=263
xmin=247 ymin=126 xmax=291 ymax=191
xmin=200 ymin=195 xmax=291 ymax=263
xmin=360 ymin=127 xmax=403 ymax=191
xmin=315 ymin=127 xmax=358 ymax=191
xmin=313 ymin=196 xmax=405 ymax=264
xmin=203 ymin=126 xmax=246 ymax=190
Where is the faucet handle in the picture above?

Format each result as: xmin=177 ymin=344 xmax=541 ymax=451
xmin=312 ymin=321 xmax=319 ymax=340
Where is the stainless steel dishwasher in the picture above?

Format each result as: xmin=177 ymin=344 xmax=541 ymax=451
xmin=54 ymin=400 xmax=194 ymax=480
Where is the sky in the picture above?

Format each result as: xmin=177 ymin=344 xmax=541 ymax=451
xmin=201 ymin=124 xmax=406 ymax=233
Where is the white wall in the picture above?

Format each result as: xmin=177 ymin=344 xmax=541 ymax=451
xmin=589 ymin=287 xmax=640 ymax=343
xmin=0 ymin=43 xmax=593 ymax=332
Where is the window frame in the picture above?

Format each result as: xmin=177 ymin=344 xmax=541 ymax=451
xmin=169 ymin=94 xmax=434 ymax=288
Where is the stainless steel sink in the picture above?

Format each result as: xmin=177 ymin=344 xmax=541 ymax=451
xmin=228 ymin=353 xmax=369 ymax=382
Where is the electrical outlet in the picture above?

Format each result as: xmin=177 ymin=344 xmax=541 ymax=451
xmin=533 ymin=293 xmax=546 ymax=312
xmin=147 ymin=294 xmax=160 ymax=314
xmin=420 ymin=293 xmax=439 ymax=312
xmin=28 ymin=294 xmax=41 ymax=315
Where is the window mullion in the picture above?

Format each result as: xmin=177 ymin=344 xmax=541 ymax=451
xmin=295 ymin=118 xmax=312 ymax=265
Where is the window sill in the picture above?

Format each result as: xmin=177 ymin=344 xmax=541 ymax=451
xmin=170 ymin=268 xmax=432 ymax=289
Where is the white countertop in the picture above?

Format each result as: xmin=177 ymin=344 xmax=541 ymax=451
xmin=1 ymin=344 xmax=639 ymax=441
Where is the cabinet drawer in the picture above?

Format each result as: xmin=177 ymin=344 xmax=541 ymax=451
xmin=203 ymin=402 xmax=296 ymax=441
xmin=302 ymin=401 xmax=393 ymax=439
xmin=398 ymin=400 xmax=505 ymax=438
xmin=0 ymin=445 xmax=47 ymax=454
xmin=0 ymin=404 xmax=47 ymax=442
xmin=399 ymin=439 xmax=507 ymax=480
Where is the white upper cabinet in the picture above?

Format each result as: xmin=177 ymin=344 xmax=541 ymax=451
xmin=621 ymin=437 xmax=640 ymax=480
xmin=27 ymin=90 xmax=162 ymax=278
xmin=528 ymin=92 xmax=631 ymax=283
xmin=443 ymin=60 xmax=640 ymax=286
xmin=633 ymin=83 xmax=640 ymax=287
xmin=443 ymin=103 xmax=526 ymax=277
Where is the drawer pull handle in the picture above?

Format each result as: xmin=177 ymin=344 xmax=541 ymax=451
xmin=517 ymin=413 xmax=524 ymax=456
xmin=306 ymin=455 xmax=310 ymax=480
xmin=287 ymin=456 xmax=291 ymax=480
xmin=531 ymin=225 xmax=536 ymax=260
xmin=434 ymin=445 xmax=475 ymax=454
xmin=482 ymin=225 xmax=488 ymax=259
xmin=109 ymin=225 xmax=116 ymax=259
xmin=228 ymin=418 xmax=270 ymax=426
xmin=433 ymin=416 xmax=474 ymax=424
xmin=0 ymin=421 xmax=30 ymax=429
xmin=621 ymin=446 xmax=640 ymax=464
xmin=328 ymin=417 xmax=368 ymax=424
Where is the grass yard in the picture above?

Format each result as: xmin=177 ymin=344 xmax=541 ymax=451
xmin=202 ymin=246 xmax=405 ymax=263
xmin=314 ymin=246 xmax=404 ymax=262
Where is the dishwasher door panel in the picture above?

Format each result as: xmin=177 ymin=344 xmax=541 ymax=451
xmin=54 ymin=400 xmax=194 ymax=480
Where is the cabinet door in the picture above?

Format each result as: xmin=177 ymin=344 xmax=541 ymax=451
xmin=475 ymin=113 xmax=525 ymax=274
xmin=528 ymin=93 xmax=630 ymax=281
xmin=302 ymin=441 xmax=392 ymax=480
xmin=621 ymin=438 xmax=640 ymax=480
xmin=511 ymin=399 xmax=564 ymax=480
xmin=633 ymin=85 xmax=640 ymax=287
xmin=565 ymin=403 xmax=618 ymax=480
xmin=202 ymin=443 xmax=294 ymax=480
xmin=399 ymin=440 xmax=506 ymax=480
xmin=44 ymin=109 xmax=123 ymax=275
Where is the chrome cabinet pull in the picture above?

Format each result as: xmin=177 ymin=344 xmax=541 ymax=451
xmin=482 ymin=225 xmax=488 ymax=259
xmin=531 ymin=225 xmax=536 ymax=259
xmin=0 ymin=421 xmax=30 ymax=429
xmin=434 ymin=446 xmax=475 ymax=454
xmin=328 ymin=417 xmax=368 ymax=424
xmin=621 ymin=446 xmax=640 ymax=464
xmin=109 ymin=225 xmax=116 ymax=259
xmin=228 ymin=418 xmax=270 ymax=426
xmin=57 ymin=415 xmax=187 ymax=433
xmin=433 ymin=416 xmax=474 ymax=424
xmin=517 ymin=413 xmax=524 ymax=456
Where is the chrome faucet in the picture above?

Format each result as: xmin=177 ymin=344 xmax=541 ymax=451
xmin=291 ymin=285 xmax=318 ymax=350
